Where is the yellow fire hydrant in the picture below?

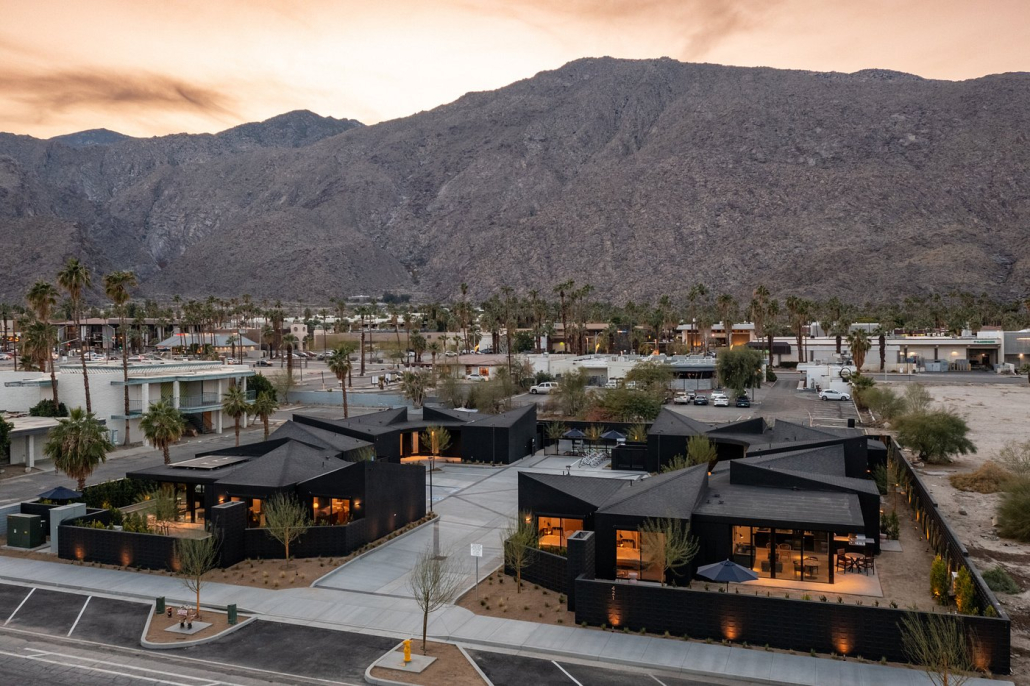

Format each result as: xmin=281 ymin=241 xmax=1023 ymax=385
xmin=403 ymin=639 xmax=412 ymax=664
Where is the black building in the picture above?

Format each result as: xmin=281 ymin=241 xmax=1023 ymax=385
xmin=520 ymin=425 xmax=881 ymax=587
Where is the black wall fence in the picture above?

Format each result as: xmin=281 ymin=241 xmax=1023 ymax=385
xmin=506 ymin=548 xmax=567 ymax=594
xmin=536 ymin=420 xmax=650 ymax=454
xmin=887 ymin=437 xmax=1007 ymax=622
xmin=574 ymin=577 xmax=1010 ymax=673
xmin=242 ymin=519 xmax=369 ymax=560
xmin=59 ymin=525 xmax=178 ymax=570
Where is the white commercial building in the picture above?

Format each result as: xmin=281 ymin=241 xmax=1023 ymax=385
xmin=1 ymin=361 xmax=255 ymax=445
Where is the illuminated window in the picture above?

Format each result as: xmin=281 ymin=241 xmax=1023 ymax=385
xmin=313 ymin=497 xmax=351 ymax=525
xmin=537 ymin=516 xmax=583 ymax=549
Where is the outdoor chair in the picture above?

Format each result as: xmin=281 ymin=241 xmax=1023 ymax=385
xmin=835 ymin=548 xmax=848 ymax=572
xmin=861 ymin=554 xmax=875 ymax=575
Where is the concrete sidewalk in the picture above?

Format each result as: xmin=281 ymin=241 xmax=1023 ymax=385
xmin=0 ymin=557 xmax=1007 ymax=686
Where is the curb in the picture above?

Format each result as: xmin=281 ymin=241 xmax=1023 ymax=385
xmin=140 ymin=606 xmax=256 ymax=650
xmin=363 ymin=640 xmax=410 ymax=686
xmin=457 ymin=643 xmax=495 ymax=685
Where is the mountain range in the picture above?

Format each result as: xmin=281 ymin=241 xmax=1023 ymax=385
xmin=1 ymin=58 xmax=1028 ymax=304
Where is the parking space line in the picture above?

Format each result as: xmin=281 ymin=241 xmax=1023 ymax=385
xmin=67 ymin=595 xmax=91 ymax=636
xmin=553 ymin=661 xmax=584 ymax=685
xmin=4 ymin=587 xmax=33 ymax=625
xmin=0 ymin=649 xmax=199 ymax=686
xmin=23 ymin=647 xmax=238 ymax=685
xmin=650 ymin=674 xmax=668 ymax=685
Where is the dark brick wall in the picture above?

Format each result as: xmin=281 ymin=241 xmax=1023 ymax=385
xmin=574 ymin=579 xmax=1010 ymax=674
xmin=505 ymin=547 xmax=567 ymax=594
xmin=210 ymin=501 xmax=247 ymax=567
xmin=611 ymin=444 xmax=648 ymax=471
xmin=58 ymin=525 xmax=178 ymax=570
xmin=566 ymin=530 xmax=595 ymax=611
xmin=243 ymin=519 xmax=369 ymax=559
xmin=20 ymin=502 xmax=59 ymax=529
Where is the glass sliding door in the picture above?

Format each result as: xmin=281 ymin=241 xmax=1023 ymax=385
xmin=753 ymin=527 xmax=773 ymax=577
xmin=732 ymin=525 xmax=754 ymax=570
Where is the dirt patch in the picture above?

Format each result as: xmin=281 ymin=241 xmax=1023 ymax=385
xmin=144 ymin=607 xmax=247 ymax=644
xmin=884 ymin=381 xmax=1030 ymax=682
xmin=456 ymin=569 xmax=575 ymax=626
xmin=369 ymin=641 xmax=484 ymax=685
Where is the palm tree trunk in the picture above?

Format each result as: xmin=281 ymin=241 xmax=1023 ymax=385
xmin=342 ymin=384 xmax=349 ymax=418
xmin=49 ymin=353 xmax=59 ymax=406
xmin=767 ymin=332 xmax=774 ymax=371
xmin=163 ymin=445 xmax=171 ymax=465
xmin=122 ymin=322 xmax=130 ymax=445
xmin=79 ymin=315 xmax=92 ymax=413
xmin=234 ymin=418 xmax=241 ymax=446
xmin=359 ymin=329 xmax=366 ymax=377
xmin=78 ymin=476 xmax=86 ymax=491
xmin=263 ymin=417 xmax=270 ymax=440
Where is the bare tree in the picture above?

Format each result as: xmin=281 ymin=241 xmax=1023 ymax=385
xmin=899 ymin=612 xmax=976 ymax=686
xmin=502 ymin=511 xmax=538 ymax=593
xmin=408 ymin=544 xmax=467 ymax=654
xmin=175 ymin=535 xmax=219 ymax=618
xmin=640 ymin=518 xmax=700 ymax=586
xmin=264 ymin=493 xmax=310 ymax=568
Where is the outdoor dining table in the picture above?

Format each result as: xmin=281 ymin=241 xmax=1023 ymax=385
xmin=844 ymin=553 xmax=864 ymax=572
xmin=802 ymin=556 xmax=820 ymax=579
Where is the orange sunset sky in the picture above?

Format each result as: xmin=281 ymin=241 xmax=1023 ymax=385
xmin=2 ymin=0 xmax=1028 ymax=139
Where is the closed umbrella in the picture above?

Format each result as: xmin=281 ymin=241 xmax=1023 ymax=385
xmin=695 ymin=559 xmax=759 ymax=591
xmin=600 ymin=430 xmax=626 ymax=454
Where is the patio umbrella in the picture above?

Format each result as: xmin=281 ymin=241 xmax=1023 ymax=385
xmin=600 ymin=430 xmax=626 ymax=441
xmin=37 ymin=486 xmax=82 ymax=501
xmin=695 ymin=559 xmax=759 ymax=591
xmin=562 ymin=428 xmax=587 ymax=454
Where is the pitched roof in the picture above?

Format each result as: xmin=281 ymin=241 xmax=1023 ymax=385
xmin=596 ymin=464 xmax=709 ymax=519
xmin=465 ymin=403 xmax=535 ymax=428
xmin=521 ymin=472 xmax=630 ymax=508
xmin=647 ymin=408 xmax=711 ymax=437
xmin=269 ymin=421 xmax=372 ymax=454
xmin=215 ymin=441 xmax=347 ymax=490
xmin=742 ymin=445 xmax=848 ymax=476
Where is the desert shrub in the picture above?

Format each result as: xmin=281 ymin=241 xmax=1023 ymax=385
xmin=903 ymin=383 xmax=933 ymax=414
xmin=997 ymin=440 xmax=1030 ymax=477
xmin=82 ymin=478 xmax=157 ymax=509
xmin=948 ymin=462 xmax=1012 ymax=494
xmin=107 ymin=507 xmax=124 ymax=526
xmin=872 ymin=464 xmax=889 ymax=494
xmin=879 ymin=510 xmax=900 ymax=540
xmin=953 ymin=567 xmax=977 ymax=615
xmin=929 ymin=556 xmax=949 ymax=604
xmin=981 ymin=566 xmax=1020 ymax=595
xmin=895 ymin=409 xmax=976 ymax=464
xmin=862 ymin=387 xmax=906 ymax=421
xmin=996 ymin=477 xmax=1030 ymax=542
xmin=29 ymin=399 xmax=69 ymax=417
xmin=765 ymin=369 xmax=777 ymax=382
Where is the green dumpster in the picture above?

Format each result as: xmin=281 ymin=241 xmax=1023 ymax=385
xmin=156 ymin=597 xmax=165 ymax=614
xmin=227 ymin=604 xmax=237 ymax=625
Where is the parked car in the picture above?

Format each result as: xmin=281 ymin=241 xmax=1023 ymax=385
xmin=693 ymin=395 xmax=708 ymax=406
xmin=712 ymin=393 xmax=730 ymax=407
xmin=735 ymin=395 xmax=751 ymax=408
xmin=673 ymin=392 xmax=692 ymax=405
xmin=604 ymin=378 xmax=621 ymax=389
xmin=0 ymin=353 xmax=11 ymax=361
xmin=530 ymin=381 xmax=559 ymax=394
xmin=465 ymin=373 xmax=487 ymax=382
xmin=253 ymin=359 xmax=273 ymax=367
xmin=819 ymin=389 xmax=852 ymax=401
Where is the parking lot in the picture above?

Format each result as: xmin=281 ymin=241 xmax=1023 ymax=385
xmin=468 ymin=649 xmax=765 ymax=686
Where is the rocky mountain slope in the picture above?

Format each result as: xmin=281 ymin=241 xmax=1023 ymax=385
xmin=1 ymin=58 xmax=1028 ymax=303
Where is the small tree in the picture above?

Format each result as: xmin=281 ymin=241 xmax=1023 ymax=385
xmin=686 ymin=434 xmax=718 ymax=467
xmin=627 ymin=424 xmax=648 ymax=443
xmin=264 ymin=492 xmax=311 ymax=568
xmin=896 ymin=410 xmax=976 ymax=464
xmin=899 ymin=612 xmax=975 ymax=686
xmin=269 ymin=370 xmax=296 ymax=405
xmin=930 ymin=555 xmax=950 ymax=604
xmin=149 ymin=487 xmax=179 ymax=535
xmin=904 ymin=383 xmax=933 ymax=415
xmin=221 ymin=383 xmax=251 ymax=447
xmin=401 ymin=370 xmax=431 ymax=408
xmin=419 ymin=425 xmax=452 ymax=459
xmin=326 ymin=343 xmax=354 ymax=417
xmin=639 ymin=517 xmax=700 ymax=587
xmin=140 ymin=399 xmax=187 ymax=465
xmin=248 ymin=391 xmax=279 ymax=440
xmin=0 ymin=417 xmax=12 ymax=464
xmin=503 ymin=511 xmax=538 ymax=593
xmin=408 ymin=544 xmax=467 ymax=654
xmin=554 ymin=369 xmax=590 ymax=417
xmin=583 ymin=424 xmax=604 ymax=450
xmin=716 ymin=346 xmax=764 ymax=397
xmin=545 ymin=421 xmax=567 ymax=455
xmin=352 ymin=446 xmax=376 ymax=462
xmin=175 ymin=535 xmax=219 ymax=618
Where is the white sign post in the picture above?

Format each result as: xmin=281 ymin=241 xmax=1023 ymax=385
xmin=471 ymin=543 xmax=483 ymax=601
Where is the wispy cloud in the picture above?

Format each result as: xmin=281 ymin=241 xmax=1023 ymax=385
xmin=0 ymin=69 xmax=237 ymax=118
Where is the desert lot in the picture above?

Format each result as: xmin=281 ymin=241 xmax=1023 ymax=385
xmin=889 ymin=379 xmax=1030 ymax=675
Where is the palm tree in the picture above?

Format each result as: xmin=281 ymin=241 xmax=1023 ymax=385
xmin=59 ymin=259 xmax=92 ymax=407
xmin=103 ymin=271 xmax=137 ymax=445
xmin=26 ymin=281 xmax=60 ymax=406
xmin=249 ymin=391 xmax=279 ymax=440
xmin=43 ymin=408 xmax=112 ymax=490
xmin=427 ymin=340 xmax=442 ymax=373
xmin=221 ymin=383 xmax=251 ymax=447
xmin=140 ymin=399 xmax=187 ymax=465
xmin=282 ymin=333 xmax=299 ymax=380
xmin=715 ymin=294 xmax=738 ymax=348
xmin=553 ymin=280 xmax=575 ymax=353
xmin=846 ymin=330 xmax=872 ymax=371
xmin=327 ymin=343 xmax=354 ymax=418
